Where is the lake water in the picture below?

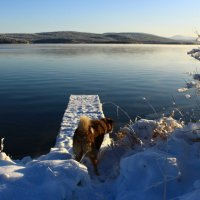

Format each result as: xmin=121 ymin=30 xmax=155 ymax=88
xmin=0 ymin=44 xmax=199 ymax=159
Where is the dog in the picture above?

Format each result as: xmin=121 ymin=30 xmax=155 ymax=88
xmin=73 ymin=115 xmax=113 ymax=175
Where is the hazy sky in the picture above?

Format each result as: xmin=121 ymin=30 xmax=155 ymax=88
xmin=0 ymin=0 xmax=199 ymax=37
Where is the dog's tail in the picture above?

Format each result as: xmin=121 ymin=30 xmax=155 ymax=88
xmin=77 ymin=115 xmax=91 ymax=133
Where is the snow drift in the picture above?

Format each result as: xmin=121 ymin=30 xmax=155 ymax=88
xmin=1 ymin=116 xmax=200 ymax=200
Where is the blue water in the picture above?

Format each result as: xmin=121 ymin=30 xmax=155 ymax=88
xmin=0 ymin=44 xmax=199 ymax=158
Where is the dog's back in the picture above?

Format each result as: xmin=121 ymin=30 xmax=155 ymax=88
xmin=73 ymin=116 xmax=113 ymax=175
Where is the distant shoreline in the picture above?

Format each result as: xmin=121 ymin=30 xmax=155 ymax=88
xmin=0 ymin=31 xmax=196 ymax=45
xmin=0 ymin=43 xmax=196 ymax=45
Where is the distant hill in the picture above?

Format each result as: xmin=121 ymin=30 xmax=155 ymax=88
xmin=170 ymin=35 xmax=196 ymax=42
xmin=0 ymin=31 xmax=195 ymax=44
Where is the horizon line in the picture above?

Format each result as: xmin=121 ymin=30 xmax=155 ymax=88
xmin=0 ymin=30 xmax=196 ymax=38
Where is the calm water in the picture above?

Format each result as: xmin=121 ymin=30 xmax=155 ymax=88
xmin=0 ymin=44 xmax=199 ymax=159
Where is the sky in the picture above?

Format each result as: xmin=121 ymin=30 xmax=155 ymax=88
xmin=0 ymin=0 xmax=199 ymax=37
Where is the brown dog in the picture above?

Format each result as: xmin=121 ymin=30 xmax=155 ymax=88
xmin=73 ymin=115 xmax=113 ymax=175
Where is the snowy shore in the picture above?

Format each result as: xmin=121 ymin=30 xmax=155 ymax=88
xmin=1 ymin=114 xmax=200 ymax=199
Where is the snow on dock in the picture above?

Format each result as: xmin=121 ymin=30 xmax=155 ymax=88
xmin=54 ymin=95 xmax=111 ymax=154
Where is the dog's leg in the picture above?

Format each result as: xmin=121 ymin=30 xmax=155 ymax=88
xmin=74 ymin=152 xmax=83 ymax=162
xmin=87 ymin=135 xmax=104 ymax=175
xmin=73 ymin=142 xmax=83 ymax=162
xmin=95 ymin=135 xmax=104 ymax=151
xmin=88 ymin=150 xmax=99 ymax=175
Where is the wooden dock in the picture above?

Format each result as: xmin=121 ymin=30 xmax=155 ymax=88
xmin=54 ymin=95 xmax=111 ymax=154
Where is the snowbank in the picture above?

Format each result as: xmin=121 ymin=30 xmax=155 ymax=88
xmin=1 ymin=115 xmax=200 ymax=199
xmin=0 ymin=158 xmax=90 ymax=200
xmin=114 ymin=118 xmax=200 ymax=200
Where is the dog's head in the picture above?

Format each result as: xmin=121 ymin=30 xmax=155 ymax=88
xmin=103 ymin=118 xmax=114 ymax=133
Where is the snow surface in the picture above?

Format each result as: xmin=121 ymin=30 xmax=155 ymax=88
xmin=188 ymin=48 xmax=200 ymax=61
xmin=1 ymin=96 xmax=200 ymax=200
